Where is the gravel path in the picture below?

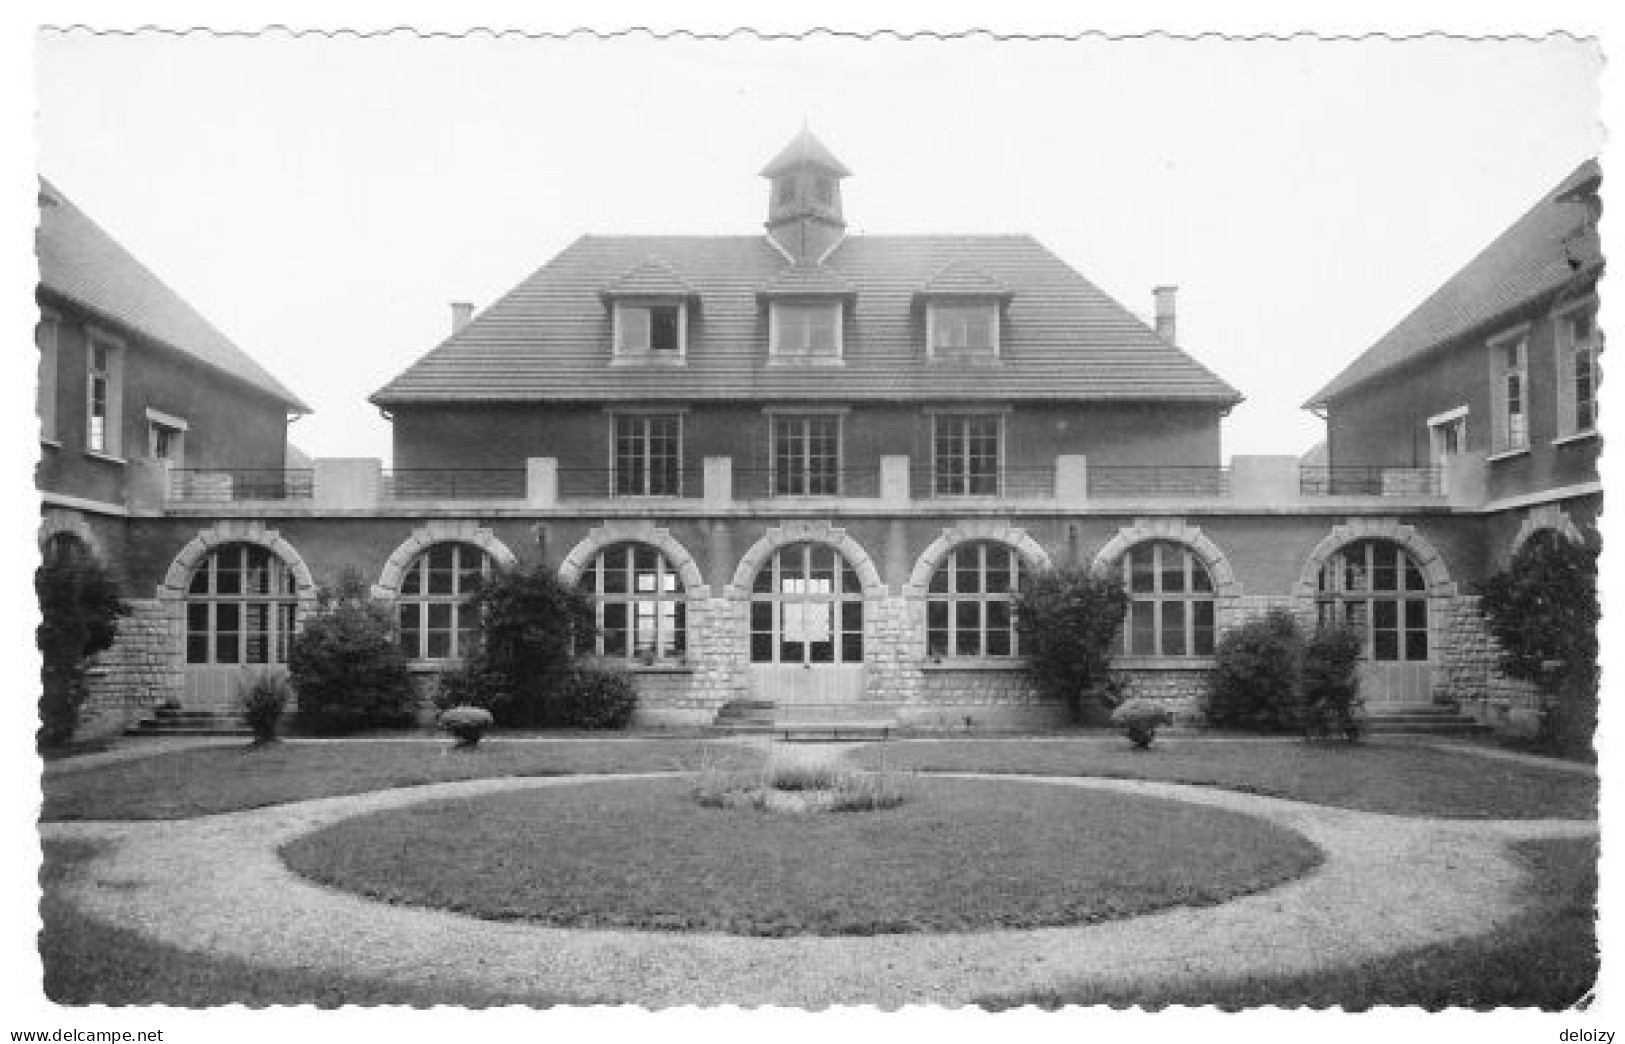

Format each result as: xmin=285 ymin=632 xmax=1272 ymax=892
xmin=42 ymin=771 xmax=1594 ymax=1007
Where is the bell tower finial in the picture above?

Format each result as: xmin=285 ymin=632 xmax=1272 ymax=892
xmin=761 ymin=127 xmax=851 ymax=264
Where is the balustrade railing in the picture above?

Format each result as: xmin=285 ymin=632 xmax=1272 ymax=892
xmin=910 ymin=465 xmax=1056 ymax=500
xmin=167 ymin=468 xmax=315 ymax=502
xmin=556 ymin=467 xmax=702 ymax=500
xmin=1088 ymin=466 xmax=1232 ymax=498
xmin=731 ymin=466 xmax=882 ymax=500
xmin=1298 ymin=466 xmax=1442 ymax=497
xmin=381 ymin=469 xmax=527 ymax=500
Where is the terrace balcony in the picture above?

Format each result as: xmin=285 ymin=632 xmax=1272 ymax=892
xmin=145 ymin=452 xmax=1481 ymax=516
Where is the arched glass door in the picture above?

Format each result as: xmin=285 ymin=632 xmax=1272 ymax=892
xmin=1315 ymin=539 xmax=1432 ymax=704
xmin=747 ymin=541 xmax=865 ymax=705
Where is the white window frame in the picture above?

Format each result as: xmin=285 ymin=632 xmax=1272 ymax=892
xmin=613 ymin=301 xmax=688 ymax=360
xmin=396 ymin=541 xmax=492 ymax=663
xmin=145 ymin=407 xmax=189 ymax=466
xmin=610 ymin=412 xmax=685 ymax=497
xmin=768 ymin=411 xmax=844 ymax=497
xmin=926 ymin=301 xmax=1001 ymax=358
xmin=769 ymin=300 xmax=843 ymax=359
xmin=85 ymin=329 xmax=124 ymax=459
xmin=1426 ymin=405 xmax=1468 ymax=471
xmin=1488 ymin=326 xmax=1530 ymax=455
xmin=1553 ymin=297 xmax=1601 ymax=439
xmin=37 ymin=309 xmax=60 ymax=443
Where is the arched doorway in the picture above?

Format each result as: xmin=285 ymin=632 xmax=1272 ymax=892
xmin=182 ymin=541 xmax=302 ymax=707
xmin=747 ymin=541 xmax=866 ymax=706
xmin=1314 ymin=539 xmax=1433 ymax=704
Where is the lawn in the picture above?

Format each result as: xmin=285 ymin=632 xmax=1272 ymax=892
xmin=41 ymin=738 xmax=762 ymax=821
xmin=979 ymin=837 xmax=1598 ymax=1011
xmin=848 ymin=739 xmax=1596 ymax=819
xmin=279 ymin=776 xmax=1322 ymax=935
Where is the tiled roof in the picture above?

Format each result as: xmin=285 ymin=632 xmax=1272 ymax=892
xmin=916 ymin=258 xmax=1013 ymax=299
xmin=760 ymin=128 xmax=852 ymax=178
xmin=36 ymin=179 xmax=308 ymax=412
xmin=1307 ymin=159 xmax=1602 ymax=408
xmin=372 ymin=233 xmax=1241 ymax=406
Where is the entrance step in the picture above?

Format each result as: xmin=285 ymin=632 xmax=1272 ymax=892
xmin=1361 ymin=704 xmax=1493 ymax=736
xmin=125 ymin=705 xmax=252 ymax=737
xmin=708 ymin=700 xmax=900 ymax=740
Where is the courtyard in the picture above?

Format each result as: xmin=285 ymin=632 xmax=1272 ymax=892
xmin=38 ymin=733 xmax=1597 ymax=1009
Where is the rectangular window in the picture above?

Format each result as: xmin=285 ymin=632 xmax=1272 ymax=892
xmin=1491 ymin=332 xmax=1529 ymax=452
xmin=929 ymin=303 xmax=999 ymax=356
xmin=612 ymin=414 xmax=682 ymax=496
xmin=616 ymin=304 xmax=684 ymax=356
xmin=771 ymin=301 xmax=841 ymax=357
xmin=86 ymin=336 xmax=121 ymax=455
xmin=146 ymin=409 xmax=188 ymax=466
xmin=771 ymin=414 xmax=841 ymax=495
xmin=1556 ymin=305 xmax=1600 ymax=437
xmin=933 ymin=414 xmax=1001 ymax=496
xmin=37 ymin=313 xmax=59 ymax=441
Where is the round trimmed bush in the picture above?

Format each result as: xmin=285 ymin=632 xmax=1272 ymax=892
xmin=439 ymin=705 xmax=495 ymax=748
xmin=1110 ymin=697 xmax=1172 ymax=749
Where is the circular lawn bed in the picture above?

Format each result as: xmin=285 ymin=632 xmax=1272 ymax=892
xmin=281 ymin=777 xmax=1322 ymax=936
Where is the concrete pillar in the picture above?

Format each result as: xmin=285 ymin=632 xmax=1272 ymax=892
xmin=1055 ymin=454 xmax=1089 ymax=505
xmin=314 ymin=458 xmax=382 ymax=509
xmin=708 ymin=520 xmax=734 ymax=591
xmin=885 ymin=518 xmax=910 ymax=592
xmin=880 ymin=455 xmax=911 ymax=504
xmin=1445 ymin=452 xmax=1488 ymax=507
xmin=1229 ymin=456 xmax=1300 ymax=503
xmin=526 ymin=457 xmax=558 ymax=507
xmin=704 ymin=456 xmax=733 ymax=506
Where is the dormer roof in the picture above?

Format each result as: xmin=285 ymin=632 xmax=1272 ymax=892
xmin=598 ymin=256 xmax=701 ymax=305
xmin=913 ymin=258 xmax=1015 ymax=302
xmin=756 ymin=264 xmax=858 ymax=300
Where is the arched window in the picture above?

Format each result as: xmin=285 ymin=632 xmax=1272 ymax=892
xmin=1316 ymin=539 xmax=1428 ymax=662
xmin=397 ymin=542 xmax=492 ymax=661
xmin=1121 ymin=541 xmax=1216 ymax=657
xmin=926 ymin=541 xmax=1021 ymax=658
xmin=749 ymin=542 xmax=864 ymax=664
xmin=186 ymin=542 xmax=300 ymax=666
xmin=576 ymin=543 xmax=686 ymax=664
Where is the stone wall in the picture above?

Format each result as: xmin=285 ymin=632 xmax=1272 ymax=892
xmin=1436 ymin=594 xmax=1543 ymax=725
xmin=80 ymin=598 xmax=183 ymax=739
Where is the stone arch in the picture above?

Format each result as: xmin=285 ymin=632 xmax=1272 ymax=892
xmin=375 ymin=521 xmax=520 ymax=600
xmin=1090 ymin=518 xmax=1244 ymax=597
xmin=38 ymin=509 xmax=103 ymax=562
xmin=1293 ymin=518 xmax=1457 ymax=598
xmin=558 ymin=520 xmax=706 ymax=597
xmin=728 ymin=520 xmax=886 ymax=598
xmin=906 ymin=521 xmax=1054 ymax=596
xmin=157 ymin=519 xmax=318 ymax=604
xmin=1508 ymin=504 xmax=1586 ymax=561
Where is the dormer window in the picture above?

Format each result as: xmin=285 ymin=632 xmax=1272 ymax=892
xmin=771 ymin=300 xmax=842 ymax=359
xmin=928 ymin=302 xmax=1000 ymax=357
xmin=615 ymin=302 xmax=686 ymax=359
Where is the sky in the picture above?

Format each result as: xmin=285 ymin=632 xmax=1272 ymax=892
xmin=32 ymin=31 xmax=1602 ymax=465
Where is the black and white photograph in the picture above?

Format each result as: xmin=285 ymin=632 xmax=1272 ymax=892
xmin=6 ymin=4 xmax=1614 ymax=1036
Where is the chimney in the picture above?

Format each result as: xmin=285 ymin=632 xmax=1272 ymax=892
xmin=450 ymin=301 xmax=475 ymax=334
xmin=1152 ymin=285 xmax=1177 ymax=345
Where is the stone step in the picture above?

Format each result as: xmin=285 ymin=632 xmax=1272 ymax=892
xmin=126 ymin=708 xmax=252 ymax=737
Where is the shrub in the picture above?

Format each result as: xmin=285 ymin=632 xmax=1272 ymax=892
xmin=239 ymin=670 xmax=292 ymax=746
xmin=1300 ymin=625 xmax=1364 ymax=742
xmin=556 ymin=664 xmax=639 ymax=730
xmin=1015 ymin=569 xmax=1130 ymax=722
xmin=1207 ymin=609 xmax=1304 ymax=731
xmin=36 ymin=542 xmax=127 ymax=750
xmin=1476 ymin=533 xmax=1599 ymax=755
xmin=438 ymin=705 xmax=494 ymax=748
xmin=288 ymin=569 xmax=414 ymax=735
xmin=1110 ymin=697 xmax=1172 ymax=749
xmin=454 ymin=563 xmax=596 ymax=727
